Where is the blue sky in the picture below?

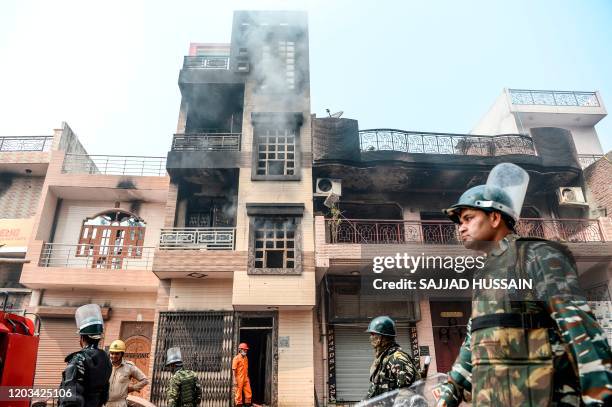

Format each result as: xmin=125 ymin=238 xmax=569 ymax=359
xmin=1 ymin=0 xmax=611 ymax=155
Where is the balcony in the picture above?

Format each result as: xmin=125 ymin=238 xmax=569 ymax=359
xmin=183 ymin=56 xmax=230 ymax=70
xmin=39 ymin=243 xmax=155 ymax=269
xmin=578 ymin=154 xmax=604 ymax=169
xmin=325 ymin=218 xmax=605 ymax=244
xmin=19 ymin=242 xmax=159 ymax=292
xmin=509 ymin=89 xmax=600 ymax=107
xmin=0 ymin=136 xmax=53 ymax=152
xmin=62 ymin=154 xmax=167 ymax=176
xmin=359 ymin=130 xmax=536 ymax=156
xmin=171 ymin=133 xmax=241 ymax=151
xmin=159 ymin=227 xmax=236 ymax=250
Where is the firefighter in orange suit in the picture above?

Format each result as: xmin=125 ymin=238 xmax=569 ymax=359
xmin=232 ymin=342 xmax=252 ymax=407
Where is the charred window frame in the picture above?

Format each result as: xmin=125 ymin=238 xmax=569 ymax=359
xmin=251 ymin=113 xmax=303 ymax=181
xmin=247 ymin=204 xmax=304 ymax=275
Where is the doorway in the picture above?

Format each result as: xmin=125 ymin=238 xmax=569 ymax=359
xmin=237 ymin=314 xmax=277 ymax=407
xmin=429 ymin=301 xmax=471 ymax=373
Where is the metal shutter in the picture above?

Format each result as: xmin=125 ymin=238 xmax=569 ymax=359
xmin=34 ymin=318 xmax=81 ymax=386
xmin=334 ymin=325 xmax=411 ymax=403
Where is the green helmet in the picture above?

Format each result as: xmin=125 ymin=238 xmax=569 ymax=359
xmin=443 ymin=184 xmax=514 ymax=224
xmin=366 ymin=316 xmax=396 ymax=337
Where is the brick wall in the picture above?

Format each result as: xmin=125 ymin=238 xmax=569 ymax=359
xmin=0 ymin=175 xmax=44 ymax=219
xmin=584 ymin=152 xmax=612 ymax=217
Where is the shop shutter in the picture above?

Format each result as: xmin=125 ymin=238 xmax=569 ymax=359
xmin=333 ymin=325 xmax=411 ymax=403
xmin=34 ymin=318 xmax=81 ymax=386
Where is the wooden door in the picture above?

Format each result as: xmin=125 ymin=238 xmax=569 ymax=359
xmin=124 ymin=335 xmax=152 ymax=398
xmin=429 ymin=301 xmax=471 ymax=373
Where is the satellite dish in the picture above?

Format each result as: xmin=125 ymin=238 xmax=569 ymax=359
xmin=325 ymin=108 xmax=344 ymax=118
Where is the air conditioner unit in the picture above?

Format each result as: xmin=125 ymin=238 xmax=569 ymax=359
xmin=558 ymin=187 xmax=588 ymax=206
xmin=315 ymin=178 xmax=342 ymax=197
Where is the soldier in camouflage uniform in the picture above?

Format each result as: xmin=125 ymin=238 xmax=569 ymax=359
xmin=165 ymin=347 xmax=203 ymax=407
xmin=437 ymin=163 xmax=612 ymax=406
xmin=365 ymin=316 xmax=421 ymax=399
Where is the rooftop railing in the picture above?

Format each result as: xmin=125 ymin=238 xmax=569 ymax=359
xmin=159 ymin=227 xmax=236 ymax=250
xmin=183 ymin=56 xmax=230 ymax=70
xmin=172 ymin=133 xmax=241 ymax=151
xmin=325 ymin=218 xmax=604 ymax=244
xmin=0 ymin=136 xmax=53 ymax=152
xmin=62 ymin=154 xmax=167 ymax=176
xmin=509 ymin=89 xmax=600 ymax=107
xmin=39 ymin=243 xmax=155 ymax=270
xmin=577 ymin=154 xmax=605 ymax=169
xmin=359 ymin=130 xmax=537 ymax=156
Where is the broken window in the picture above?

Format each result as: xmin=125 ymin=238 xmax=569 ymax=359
xmin=77 ymin=210 xmax=146 ymax=269
xmin=256 ymin=128 xmax=296 ymax=176
xmin=253 ymin=217 xmax=297 ymax=269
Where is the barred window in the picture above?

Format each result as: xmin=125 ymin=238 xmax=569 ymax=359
xmin=254 ymin=217 xmax=296 ymax=269
xmin=256 ymin=128 xmax=296 ymax=176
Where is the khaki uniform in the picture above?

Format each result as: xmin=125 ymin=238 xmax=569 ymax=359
xmin=106 ymin=360 xmax=148 ymax=407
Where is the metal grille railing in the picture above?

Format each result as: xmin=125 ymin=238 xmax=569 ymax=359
xmin=39 ymin=243 xmax=155 ymax=270
xmin=62 ymin=154 xmax=167 ymax=176
xmin=325 ymin=218 xmax=604 ymax=244
xmin=578 ymin=154 xmax=605 ymax=169
xmin=159 ymin=228 xmax=236 ymax=250
xmin=172 ymin=133 xmax=241 ymax=151
xmin=0 ymin=136 xmax=53 ymax=152
xmin=183 ymin=56 xmax=230 ymax=70
xmin=359 ymin=130 xmax=536 ymax=156
xmin=151 ymin=311 xmax=235 ymax=407
xmin=509 ymin=89 xmax=600 ymax=107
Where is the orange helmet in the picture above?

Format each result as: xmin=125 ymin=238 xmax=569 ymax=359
xmin=238 ymin=342 xmax=249 ymax=350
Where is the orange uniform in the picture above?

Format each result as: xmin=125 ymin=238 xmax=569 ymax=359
xmin=232 ymin=353 xmax=252 ymax=405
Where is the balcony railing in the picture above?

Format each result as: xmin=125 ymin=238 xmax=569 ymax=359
xmin=183 ymin=56 xmax=230 ymax=70
xmin=0 ymin=136 xmax=53 ymax=152
xmin=578 ymin=154 xmax=605 ymax=169
xmin=509 ymin=89 xmax=600 ymax=107
xmin=325 ymin=218 xmax=604 ymax=244
xmin=39 ymin=243 xmax=155 ymax=270
xmin=62 ymin=154 xmax=167 ymax=176
xmin=172 ymin=133 xmax=241 ymax=151
xmin=359 ymin=130 xmax=536 ymax=156
xmin=159 ymin=227 xmax=236 ymax=250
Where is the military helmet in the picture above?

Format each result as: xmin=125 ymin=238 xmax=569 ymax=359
xmin=75 ymin=304 xmax=104 ymax=339
xmin=109 ymin=339 xmax=126 ymax=353
xmin=444 ymin=163 xmax=529 ymax=225
xmin=366 ymin=316 xmax=396 ymax=337
xmin=166 ymin=347 xmax=182 ymax=365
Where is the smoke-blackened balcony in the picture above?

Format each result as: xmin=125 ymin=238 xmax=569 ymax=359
xmin=324 ymin=218 xmax=605 ymax=244
xmin=172 ymin=133 xmax=241 ymax=151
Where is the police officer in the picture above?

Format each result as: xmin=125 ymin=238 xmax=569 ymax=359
xmin=59 ymin=304 xmax=112 ymax=407
xmin=165 ymin=347 xmax=202 ymax=407
xmin=106 ymin=339 xmax=149 ymax=407
xmin=365 ymin=315 xmax=420 ymax=399
xmin=436 ymin=163 xmax=612 ymax=406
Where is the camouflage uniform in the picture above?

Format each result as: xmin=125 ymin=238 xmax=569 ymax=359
xmin=367 ymin=342 xmax=421 ymax=399
xmin=437 ymin=234 xmax=612 ymax=406
xmin=166 ymin=367 xmax=202 ymax=407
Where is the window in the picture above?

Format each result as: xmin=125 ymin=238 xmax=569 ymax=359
xmin=254 ymin=217 xmax=296 ymax=269
xmin=256 ymin=128 xmax=296 ymax=176
xmin=77 ymin=210 xmax=146 ymax=269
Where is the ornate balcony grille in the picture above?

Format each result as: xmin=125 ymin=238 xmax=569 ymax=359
xmin=183 ymin=56 xmax=230 ymax=70
xmin=325 ymin=218 xmax=604 ymax=244
xmin=359 ymin=130 xmax=536 ymax=156
xmin=39 ymin=243 xmax=155 ymax=269
xmin=0 ymin=136 xmax=53 ymax=152
xmin=577 ymin=154 xmax=605 ymax=169
xmin=159 ymin=227 xmax=236 ymax=250
xmin=172 ymin=133 xmax=241 ymax=151
xmin=509 ymin=89 xmax=600 ymax=107
xmin=62 ymin=154 xmax=167 ymax=176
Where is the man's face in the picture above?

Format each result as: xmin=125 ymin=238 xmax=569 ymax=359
xmin=109 ymin=351 xmax=123 ymax=366
xmin=457 ymin=208 xmax=497 ymax=249
xmin=369 ymin=333 xmax=382 ymax=349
